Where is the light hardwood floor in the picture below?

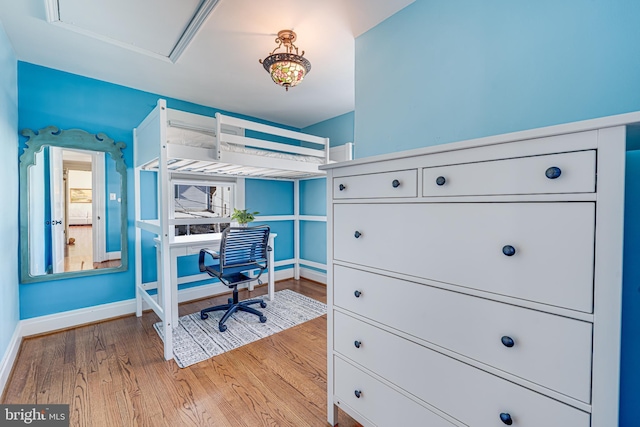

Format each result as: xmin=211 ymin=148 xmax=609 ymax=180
xmin=65 ymin=225 xmax=121 ymax=271
xmin=2 ymin=279 xmax=361 ymax=427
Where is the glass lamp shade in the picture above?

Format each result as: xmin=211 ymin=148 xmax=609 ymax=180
xmin=262 ymin=53 xmax=311 ymax=90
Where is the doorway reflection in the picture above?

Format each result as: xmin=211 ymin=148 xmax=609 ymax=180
xmin=65 ymin=225 xmax=119 ymax=270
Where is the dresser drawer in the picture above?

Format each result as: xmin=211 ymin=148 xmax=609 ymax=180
xmin=333 ymin=313 xmax=590 ymax=426
xmin=333 ymin=169 xmax=417 ymax=199
xmin=334 ymin=357 xmax=455 ymax=427
xmin=333 ymin=202 xmax=595 ymax=312
xmin=333 ymin=268 xmax=593 ymax=402
xmin=422 ymin=150 xmax=596 ymax=196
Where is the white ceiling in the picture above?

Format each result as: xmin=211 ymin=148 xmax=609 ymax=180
xmin=0 ymin=0 xmax=414 ymax=128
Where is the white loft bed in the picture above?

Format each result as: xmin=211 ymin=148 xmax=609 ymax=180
xmin=133 ymin=98 xmax=352 ymax=360
xmin=136 ymin=100 xmax=351 ymax=179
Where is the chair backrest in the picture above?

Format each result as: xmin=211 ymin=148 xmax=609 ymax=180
xmin=219 ymin=225 xmax=270 ymax=273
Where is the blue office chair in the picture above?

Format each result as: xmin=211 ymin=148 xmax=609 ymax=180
xmin=198 ymin=225 xmax=270 ymax=332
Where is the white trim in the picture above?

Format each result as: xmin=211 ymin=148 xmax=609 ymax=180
xmin=300 ymin=215 xmax=327 ymax=222
xmin=254 ymin=215 xmax=295 ymax=222
xmin=105 ymin=251 xmax=121 ymax=261
xmin=20 ymin=299 xmax=138 ymax=337
xmin=169 ymin=0 xmax=222 ymax=62
xmin=44 ymin=0 xmax=222 ymax=64
xmin=47 ymin=20 xmax=172 ymax=63
xmin=0 ymin=323 xmax=22 ymax=397
xmin=44 ymin=0 xmax=58 ymax=22
xmin=299 ymin=259 xmax=327 ymax=271
xmin=20 ymin=267 xmax=298 ymax=339
xmin=300 ymin=267 xmax=327 ymax=284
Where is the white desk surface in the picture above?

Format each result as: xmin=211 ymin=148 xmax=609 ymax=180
xmin=168 ymin=233 xmax=223 ymax=246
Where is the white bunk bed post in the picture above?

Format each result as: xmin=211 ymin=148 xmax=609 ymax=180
xmin=324 ymin=137 xmax=330 ymax=166
xmin=294 ymin=179 xmax=301 ymax=280
xmin=134 ymin=128 xmax=143 ymax=318
xmin=157 ymin=100 xmax=174 ymax=361
xmin=134 ymin=99 xmax=174 ymax=361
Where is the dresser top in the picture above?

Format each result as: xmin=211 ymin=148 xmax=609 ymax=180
xmin=321 ymin=110 xmax=640 ymax=170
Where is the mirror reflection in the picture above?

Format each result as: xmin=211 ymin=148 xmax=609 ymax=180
xmin=20 ymin=127 xmax=128 ymax=283
xmin=28 ymin=147 xmax=122 ymax=274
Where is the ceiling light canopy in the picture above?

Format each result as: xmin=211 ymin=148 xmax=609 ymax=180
xmin=259 ymin=30 xmax=311 ymax=92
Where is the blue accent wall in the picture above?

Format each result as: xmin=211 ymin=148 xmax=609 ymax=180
xmin=253 ymin=220 xmax=294 ymax=266
xmin=0 ymin=20 xmax=19 ymax=372
xmin=300 ymin=221 xmax=326 ymax=265
xmin=302 ymin=111 xmax=354 ymax=147
xmin=300 ymin=178 xmax=326 ymax=216
xmin=621 ymin=151 xmax=640 ymax=426
xmin=17 ymin=63 xmax=299 ymax=318
xmin=299 ymin=177 xmax=327 ymax=269
xmin=245 ymin=179 xmax=294 ymax=215
xmin=355 ymin=0 xmax=640 ymax=158
xmin=356 ymin=1 xmax=640 ymax=424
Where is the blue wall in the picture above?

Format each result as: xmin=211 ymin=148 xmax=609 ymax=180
xmin=0 ymin=20 xmax=19 ymax=375
xmin=302 ymin=111 xmax=354 ymax=147
xmin=356 ymin=1 xmax=640 ymax=424
xmin=621 ymin=152 xmax=640 ymax=425
xmin=355 ymin=0 xmax=640 ymax=158
xmin=17 ymin=63 xmax=301 ymax=318
xmin=245 ymin=179 xmax=296 ymax=269
xmin=299 ymin=178 xmax=327 ymax=266
xmin=299 ymin=112 xmax=351 ymax=270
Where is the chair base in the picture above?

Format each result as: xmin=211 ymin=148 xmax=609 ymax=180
xmin=200 ymin=286 xmax=267 ymax=332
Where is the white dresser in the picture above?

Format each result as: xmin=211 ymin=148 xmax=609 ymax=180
xmin=321 ymin=114 xmax=640 ymax=427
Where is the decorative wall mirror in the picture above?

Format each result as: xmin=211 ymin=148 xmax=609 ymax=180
xmin=19 ymin=126 xmax=128 ymax=283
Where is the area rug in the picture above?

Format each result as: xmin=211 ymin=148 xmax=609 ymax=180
xmin=153 ymin=289 xmax=327 ymax=368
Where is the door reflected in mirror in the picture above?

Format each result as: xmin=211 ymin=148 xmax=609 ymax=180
xmin=20 ymin=127 xmax=128 ymax=283
xmin=29 ymin=147 xmax=122 ymax=275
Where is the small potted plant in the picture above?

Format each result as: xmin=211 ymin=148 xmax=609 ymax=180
xmin=231 ymin=208 xmax=259 ymax=226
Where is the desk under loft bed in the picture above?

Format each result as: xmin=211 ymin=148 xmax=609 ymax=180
xmin=133 ymin=99 xmax=352 ymax=360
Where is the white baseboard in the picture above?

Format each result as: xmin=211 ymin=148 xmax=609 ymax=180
xmin=0 ymin=322 xmax=23 ymax=397
xmin=300 ymin=267 xmax=327 ymax=284
xmin=21 ymin=267 xmax=297 ymax=338
xmin=20 ymin=299 xmax=139 ymax=337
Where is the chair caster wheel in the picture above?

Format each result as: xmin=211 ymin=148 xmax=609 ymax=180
xmin=260 ymin=301 xmax=267 ymax=308
xmin=201 ymin=313 xmax=208 ymax=320
xmin=219 ymin=324 xmax=227 ymax=332
xmin=259 ymin=316 xmax=267 ymax=323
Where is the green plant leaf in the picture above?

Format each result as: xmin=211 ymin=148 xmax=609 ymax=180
xmin=231 ymin=208 xmax=260 ymax=224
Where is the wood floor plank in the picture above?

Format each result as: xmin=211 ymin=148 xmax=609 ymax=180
xmin=3 ymin=279 xmax=361 ymax=427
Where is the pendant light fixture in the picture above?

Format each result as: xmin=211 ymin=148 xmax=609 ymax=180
xmin=259 ymin=30 xmax=311 ymax=91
